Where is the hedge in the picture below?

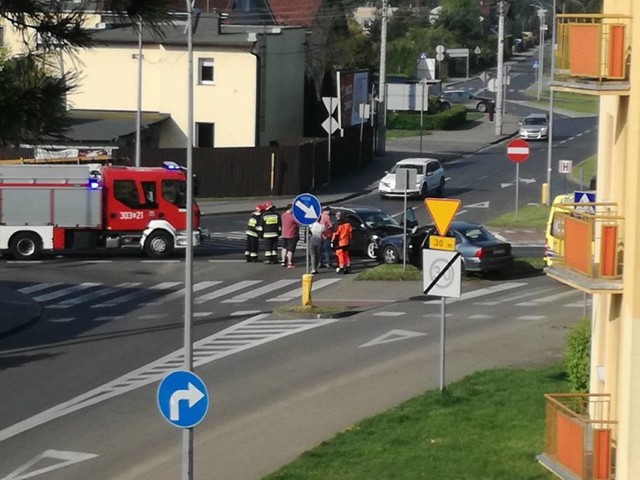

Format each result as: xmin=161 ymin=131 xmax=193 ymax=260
xmin=387 ymin=105 xmax=468 ymax=131
xmin=564 ymin=318 xmax=591 ymax=392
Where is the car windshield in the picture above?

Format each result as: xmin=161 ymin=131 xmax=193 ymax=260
xmin=459 ymin=227 xmax=495 ymax=242
xmin=389 ymin=164 xmax=424 ymax=174
xmin=523 ymin=117 xmax=547 ymax=125
xmin=359 ymin=211 xmax=400 ymax=228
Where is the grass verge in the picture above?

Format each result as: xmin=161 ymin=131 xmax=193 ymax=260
xmin=525 ymin=87 xmax=599 ymax=114
xmin=265 ymin=365 xmax=566 ymax=480
xmin=571 ymin=154 xmax=596 ymax=187
xmin=355 ymin=264 xmax=422 ymax=281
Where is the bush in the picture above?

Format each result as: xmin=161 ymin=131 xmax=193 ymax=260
xmin=387 ymin=105 xmax=467 ymax=131
xmin=564 ymin=318 xmax=591 ymax=392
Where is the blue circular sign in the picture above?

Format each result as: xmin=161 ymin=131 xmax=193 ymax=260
xmin=157 ymin=370 xmax=209 ymax=428
xmin=292 ymin=193 xmax=322 ymax=226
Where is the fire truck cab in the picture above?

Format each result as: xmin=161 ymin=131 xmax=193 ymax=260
xmin=0 ymin=161 xmax=206 ymax=260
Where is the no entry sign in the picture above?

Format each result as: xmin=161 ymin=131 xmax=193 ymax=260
xmin=506 ymin=138 xmax=530 ymax=163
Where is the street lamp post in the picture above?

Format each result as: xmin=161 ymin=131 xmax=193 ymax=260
xmin=419 ymin=78 xmax=428 ymax=156
xmin=546 ymin=0 xmax=557 ymax=205
xmin=536 ymin=8 xmax=547 ymax=101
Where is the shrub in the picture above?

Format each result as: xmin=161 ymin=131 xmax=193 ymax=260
xmin=564 ymin=318 xmax=591 ymax=392
xmin=387 ymin=105 xmax=467 ymax=131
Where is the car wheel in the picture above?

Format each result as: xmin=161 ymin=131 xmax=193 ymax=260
xmin=366 ymin=241 xmax=378 ymax=259
xmin=436 ymin=177 xmax=445 ymax=197
xmin=440 ymin=102 xmax=451 ymax=111
xmin=10 ymin=232 xmax=43 ymax=260
xmin=145 ymin=230 xmax=174 ymax=259
xmin=420 ymin=182 xmax=429 ymax=199
xmin=476 ymin=102 xmax=488 ymax=113
xmin=382 ymin=245 xmax=400 ymax=264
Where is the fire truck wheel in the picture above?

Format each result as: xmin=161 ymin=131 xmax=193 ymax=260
xmin=10 ymin=232 xmax=43 ymax=260
xmin=145 ymin=230 xmax=174 ymax=259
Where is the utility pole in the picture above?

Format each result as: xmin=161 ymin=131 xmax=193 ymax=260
xmin=545 ymin=0 xmax=557 ymax=205
xmin=376 ymin=0 xmax=388 ymax=156
xmin=494 ymin=0 xmax=505 ymax=136
xmin=135 ymin=18 xmax=143 ymax=167
xmin=537 ymin=8 xmax=547 ymax=101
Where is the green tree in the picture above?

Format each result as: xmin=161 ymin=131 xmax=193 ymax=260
xmin=0 ymin=0 xmax=169 ymax=147
xmin=436 ymin=0 xmax=483 ymax=44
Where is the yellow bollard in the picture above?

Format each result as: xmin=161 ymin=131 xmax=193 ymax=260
xmin=541 ymin=182 xmax=549 ymax=205
xmin=301 ymin=273 xmax=314 ymax=307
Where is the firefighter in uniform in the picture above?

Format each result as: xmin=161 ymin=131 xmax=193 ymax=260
xmin=261 ymin=201 xmax=281 ymax=264
xmin=245 ymin=204 xmax=264 ymax=262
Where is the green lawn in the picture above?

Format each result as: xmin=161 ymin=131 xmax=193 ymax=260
xmin=265 ymin=366 xmax=565 ymax=480
xmin=485 ymin=204 xmax=550 ymax=229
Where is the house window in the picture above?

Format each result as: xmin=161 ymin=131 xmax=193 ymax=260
xmin=196 ymin=122 xmax=215 ymax=147
xmin=198 ymin=58 xmax=214 ymax=84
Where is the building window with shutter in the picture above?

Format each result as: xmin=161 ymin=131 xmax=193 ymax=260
xmin=196 ymin=122 xmax=215 ymax=147
xmin=198 ymin=58 xmax=214 ymax=84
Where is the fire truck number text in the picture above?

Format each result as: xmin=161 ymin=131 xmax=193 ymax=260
xmin=120 ymin=211 xmax=144 ymax=220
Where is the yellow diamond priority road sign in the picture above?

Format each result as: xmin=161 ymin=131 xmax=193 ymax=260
xmin=424 ymin=198 xmax=461 ymax=236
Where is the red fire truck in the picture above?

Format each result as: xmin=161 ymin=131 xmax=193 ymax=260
xmin=0 ymin=161 xmax=207 ymax=260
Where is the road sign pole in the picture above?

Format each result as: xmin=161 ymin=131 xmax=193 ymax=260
xmin=328 ymin=99 xmax=333 ymax=185
xmin=306 ymin=227 xmax=310 ymax=273
xmin=403 ymin=169 xmax=408 ymax=271
xmin=515 ymin=162 xmax=520 ymax=221
xmin=439 ymin=297 xmax=446 ymax=391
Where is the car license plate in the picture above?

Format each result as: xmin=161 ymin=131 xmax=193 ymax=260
xmin=494 ymin=249 xmax=505 ymax=255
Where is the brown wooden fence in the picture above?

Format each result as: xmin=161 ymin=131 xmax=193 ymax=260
xmin=0 ymin=127 xmax=374 ymax=198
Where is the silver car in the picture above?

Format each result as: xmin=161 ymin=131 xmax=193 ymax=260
xmin=437 ymin=89 xmax=494 ymax=112
xmin=519 ymin=113 xmax=549 ymax=140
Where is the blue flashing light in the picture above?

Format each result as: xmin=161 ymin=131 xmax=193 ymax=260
xmin=163 ymin=161 xmax=182 ymax=171
xmin=89 ymin=178 xmax=100 ymax=189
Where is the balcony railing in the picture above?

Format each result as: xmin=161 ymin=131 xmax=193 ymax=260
xmin=544 ymin=201 xmax=624 ymax=294
xmin=553 ymin=13 xmax=632 ymax=92
xmin=538 ymin=393 xmax=616 ymax=480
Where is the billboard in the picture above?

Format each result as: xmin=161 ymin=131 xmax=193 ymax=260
xmin=336 ymin=70 xmax=370 ymax=128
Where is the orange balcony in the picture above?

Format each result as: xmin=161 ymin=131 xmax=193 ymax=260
xmin=552 ymin=14 xmax=632 ymax=95
xmin=538 ymin=393 xmax=616 ymax=480
xmin=544 ymin=201 xmax=623 ymax=294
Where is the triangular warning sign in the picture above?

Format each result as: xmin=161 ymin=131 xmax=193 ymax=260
xmin=424 ymin=198 xmax=461 ymax=236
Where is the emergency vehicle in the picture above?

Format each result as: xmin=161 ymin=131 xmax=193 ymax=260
xmin=0 ymin=161 xmax=207 ymax=260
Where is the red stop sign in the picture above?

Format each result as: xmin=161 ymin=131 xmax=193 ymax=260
xmin=506 ymin=138 xmax=530 ymax=163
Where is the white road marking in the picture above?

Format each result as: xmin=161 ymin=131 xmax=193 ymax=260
xmin=92 ymin=282 xmax=181 ymax=308
xmin=18 ymin=283 xmax=63 ymax=294
xmin=360 ymin=329 xmax=427 ymax=348
xmin=48 ymin=318 xmax=75 ymax=323
xmin=0 ymin=313 xmax=337 ymax=442
xmin=516 ymin=290 xmax=578 ymax=306
xmin=194 ymin=280 xmax=262 ymax=304
xmin=468 ymin=314 xmax=494 ymax=319
xmin=231 ymin=310 xmax=262 ymax=316
xmin=1 ymin=449 xmax=98 ymax=480
xmin=144 ymin=280 xmax=221 ymax=306
xmin=373 ymin=311 xmax=406 ymax=317
xmin=424 ymin=282 xmax=526 ymax=305
xmin=33 ymin=283 xmax=100 ymax=302
xmin=193 ymin=312 xmax=212 ymax=318
xmin=267 ymin=278 xmax=341 ymax=302
xmin=518 ymin=315 xmax=547 ymax=320
xmin=55 ymin=282 xmax=141 ymax=308
xmin=222 ymin=279 xmax=299 ymax=303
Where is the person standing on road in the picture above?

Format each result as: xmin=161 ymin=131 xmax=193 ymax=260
xmin=309 ymin=219 xmax=325 ymax=274
xmin=318 ymin=206 xmax=333 ymax=268
xmin=280 ymin=203 xmax=300 ymax=268
xmin=245 ymin=204 xmax=264 ymax=262
xmin=261 ymin=201 xmax=281 ymax=264
xmin=331 ymin=212 xmax=352 ymax=274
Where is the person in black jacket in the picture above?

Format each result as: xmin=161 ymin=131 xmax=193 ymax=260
xmin=245 ymin=204 xmax=264 ymax=262
xmin=261 ymin=201 xmax=281 ymax=264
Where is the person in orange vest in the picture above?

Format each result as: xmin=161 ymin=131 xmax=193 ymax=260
xmin=331 ymin=211 xmax=352 ymax=274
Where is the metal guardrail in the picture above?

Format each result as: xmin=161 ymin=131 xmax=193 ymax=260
xmin=555 ymin=13 xmax=632 ymax=83
xmin=540 ymin=393 xmax=616 ymax=480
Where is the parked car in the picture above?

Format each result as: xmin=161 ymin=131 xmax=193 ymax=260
xmin=377 ymin=158 xmax=445 ymax=199
xmin=437 ymin=90 xmax=494 ymax=112
xmin=377 ymin=221 xmax=514 ymax=274
xmin=328 ymin=205 xmax=418 ymax=259
xmin=519 ymin=113 xmax=549 ymax=140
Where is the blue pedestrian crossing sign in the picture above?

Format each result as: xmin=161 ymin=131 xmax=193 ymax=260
xmin=157 ymin=370 xmax=209 ymax=428
xmin=532 ymin=61 xmax=539 ymax=69
xmin=574 ymin=191 xmax=596 ymax=215
xmin=292 ymin=193 xmax=322 ymax=225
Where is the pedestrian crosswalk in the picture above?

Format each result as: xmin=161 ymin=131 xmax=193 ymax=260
xmin=15 ymin=278 xmax=341 ymax=321
xmin=200 ymin=231 xmax=307 ymax=253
